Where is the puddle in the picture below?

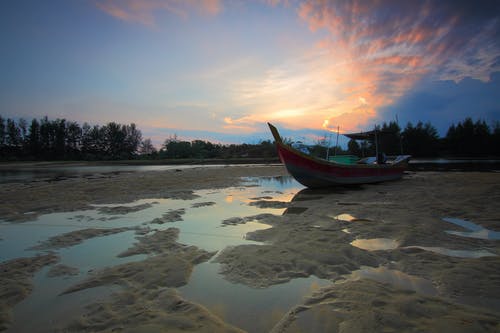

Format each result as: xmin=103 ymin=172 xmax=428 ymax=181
xmin=179 ymin=262 xmax=330 ymax=333
xmin=351 ymin=238 xmax=399 ymax=250
xmin=273 ymin=266 xmax=439 ymax=332
xmin=403 ymin=246 xmax=496 ymax=258
xmin=8 ymin=271 xmax=118 ymax=333
xmin=332 ymin=213 xmax=371 ymax=222
xmin=334 ymin=213 xmax=357 ymax=222
xmin=347 ymin=266 xmax=437 ymax=296
xmin=443 ymin=217 xmax=500 ymax=240
xmin=350 ymin=237 xmax=496 ymax=258
xmin=0 ymin=175 xmax=310 ymax=333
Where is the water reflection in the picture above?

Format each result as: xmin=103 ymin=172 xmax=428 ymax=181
xmin=327 ymin=211 xmax=372 ymax=223
xmin=443 ymin=217 xmax=500 ymax=240
xmin=0 ymin=164 xmax=281 ymax=184
xmin=403 ymin=246 xmax=496 ymax=258
xmin=179 ymin=262 xmax=330 ymax=333
xmin=334 ymin=213 xmax=357 ymax=222
xmin=350 ymin=237 xmax=496 ymax=258
xmin=347 ymin=266 xmax=437 ymax=296
xmin=1 ymin=175 xmax=307 ymax=333
xmin=351 ymin=238 xmax=399 ymax=251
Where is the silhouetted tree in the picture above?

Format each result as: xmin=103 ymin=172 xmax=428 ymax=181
xmin=139 ymin=138 xmax=157 ymax=156
xmin=2 ymin=115 xmax=499 ymax=161
xmin=492 ymin=122 xmax=500 ymax=156
xmin=6 ymin=118 xmax=21 ymax=151
xmin=103 ymin=122 xmax=124 ymax=158
xmin=402 ymin=121 xmax=439 ymax=157
xmin=347 ymin=139 xmax=361 ymax=156
xmin=28 ymin=119 xmax=41 ymax=158
xmin=66 ymin=121 xmax=82 ymax=158
xmin=18 ymin=118 xmax=28 ymax=153
xmin=0 ymin=116 xmax=5 ymax=148
xmin=123 ymin=123 xmax=142 ymax=158
xmin=54 ymin=119 xmax=67 ymax=158
xmin=378 ymin=121 xmax=402 ymax=155
xmin=161 ymin=135 xmax=192 ymax=159
xmin=39 ymin=116 xmax=53 ymax=158
xmin=446 ymin=118 xmax=491 ymax=156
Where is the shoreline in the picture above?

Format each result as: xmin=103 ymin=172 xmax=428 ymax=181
xmin=2 ymin=157 xmax=500 ymax=172
xmin=0 ymin=159 xmax=281 ymax=169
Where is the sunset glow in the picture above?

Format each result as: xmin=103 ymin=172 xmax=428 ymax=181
xmin=1 ymin=0 xmax=498 ymax=144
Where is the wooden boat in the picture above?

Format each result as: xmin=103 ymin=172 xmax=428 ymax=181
xmin=268 ymin=123 xmax=411 ymax=188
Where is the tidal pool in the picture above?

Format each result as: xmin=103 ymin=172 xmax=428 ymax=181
xmin=350 ymin=236 xmax=496 ymax=258
xmin=0 ymin=176 xmax=335 ymax=333
xmin=403 ymin=246 xmax=496 ymax=258
xmin=350 ymin=238 xmax=399 ymax=251
xmin=334 ymin=213 xmax=357 ymax=222
xmin=347 ymin=266 xmax=438 ymax=296
xmin=443 ymin=217 xmax=500 ymax=240
xmin=179 ymin=262 xmax=329 ymax=332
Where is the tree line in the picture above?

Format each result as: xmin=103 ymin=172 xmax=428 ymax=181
xmin=158 ymin=135 xmax=276 ymax=160
xmin=1 ymin=115 xmax=499 ymax=161
xmin=0 ymin=115 xmax=277 ymax=161
xmin=291 ymin=118 xmax=500 ymax=159
xmin=0 ymin=116 xmax=143 ymax=160
xmin=363 ymin=118 xmax=500 ymax=157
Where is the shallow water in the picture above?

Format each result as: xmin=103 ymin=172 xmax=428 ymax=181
xmin=403 ymin=246 xmax=496 ymax=258
xmin=351 ymin=238 xmax=399 ymax=251
xmin=333 ymin=213 xmax=357 ymax=222
xmin=179 ymin=262 xmax=329 ymax=332
xmin=347 ymin=266 xmax=438 ymax=296
xmin=350 ymin=236 xmax=496 ymax=258
xmin=0 ymin=164 xmax=281 ymax=184
xmin=1 ymin=175 xmax=326 ymax=333
xmin=443 ymin=217 xmax=500 ymax=240
xmin=3 ymin=170 xmax=497 ymax=332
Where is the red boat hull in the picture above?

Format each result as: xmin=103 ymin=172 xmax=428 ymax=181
xmin=269 ymin=123 xmax=409 ymax=188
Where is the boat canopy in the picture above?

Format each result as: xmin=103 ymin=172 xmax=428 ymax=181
xmin=343 ymin=131 xmax=377 ymax=141
xmin=343 ymin=129 xmax=398 ymax=141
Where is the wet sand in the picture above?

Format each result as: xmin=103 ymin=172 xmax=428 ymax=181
xmin=0 ymin=254 xmax=60 ymax=331
xmin=58 ymin=228 xmax=244 ymax=332
xmin=0 ymin=165 xmax=286 ymax=332
xmin=1 ymin=165 xmax=500 ymax=332
xmin=219 ymin=171 xmax=500 ymax=331
xmin=0 ymin=164 xmax=285 ymax=222
xmin=29 ymin=227 xmax=133 ymax=250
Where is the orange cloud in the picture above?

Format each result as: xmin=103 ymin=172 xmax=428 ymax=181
xmin=291 ymin=0 xmax=500 ymax=132
xmin=95 ymin=0 xmax=222 ymax=25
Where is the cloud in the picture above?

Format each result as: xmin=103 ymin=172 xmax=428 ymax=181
xmin=291 ymin=0 xmax=500 ymax=130
xmin=261 ymin=0 xmax=291 ymax=6
xmin=229 ymin=42 xmax=388 ymax=132
xmin=298 ymin=0 xmax=500 ymax=82
xmin=93 ymin=0 xmax=499 ymax=135
xmin=95 ymin=0 xmax=222 ymax=25
xmin=382 ymin=72 xmax=500 ymax=135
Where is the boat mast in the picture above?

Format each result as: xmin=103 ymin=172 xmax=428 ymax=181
xmin=325 ymin=133 xmax=331 ymax=160
xmin=396 ymin=114 xmax=403 ymax=155
xmin=334 ymin=126 xmax=340 ymax=156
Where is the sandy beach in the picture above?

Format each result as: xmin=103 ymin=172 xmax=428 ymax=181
xmin=1 ymin=164 xmax=499 ymax=332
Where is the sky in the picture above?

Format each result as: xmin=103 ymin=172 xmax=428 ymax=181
xmin=1 ymin=0 xmax=499 ymax=146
